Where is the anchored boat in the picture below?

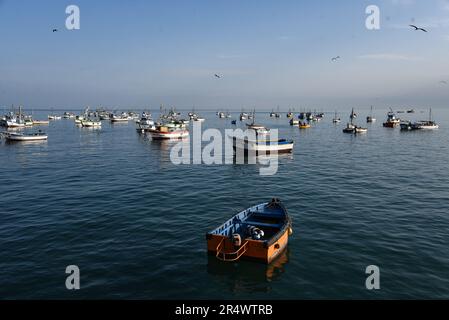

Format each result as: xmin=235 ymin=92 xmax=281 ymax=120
xmin=233 ymin=136 xmax=294 ymax=155
xmin=2 ymin=131 xmax=48 ymax=141
xmin=206 ymin=198 xmax=292 ymax=264
xmin=383 ymin=109 xmax=400 ymax=128
xmin=148 ymin=124 xmax=189 ymax=140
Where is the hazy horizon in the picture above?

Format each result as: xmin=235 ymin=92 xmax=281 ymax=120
xmin=1 ymin=0 xmax=449 ymax=110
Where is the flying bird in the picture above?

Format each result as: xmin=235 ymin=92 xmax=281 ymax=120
xmin=439 ymin=80 xmax=448 ymax=85
xmin=409 ymin=25 xmax=427 ymax=32
xmin=331 ymin=56 xmax=341 ymax=62
xmin=52 ymin=28 xmax=58 ymax=32
xmin=214 ymin=74 xmax=222 ymax=79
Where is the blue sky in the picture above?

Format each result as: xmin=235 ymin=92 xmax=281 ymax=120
xmin=0 ymin=0 xmax=448 ymax=109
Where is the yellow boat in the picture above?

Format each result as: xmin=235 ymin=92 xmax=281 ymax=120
xmin=206 ymin=198 xmax=292 ymax=264
xmin=299 ymin=123 xmax=311 ymax=129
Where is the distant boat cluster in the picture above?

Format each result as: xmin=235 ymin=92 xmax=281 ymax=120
xmin=1 ymin=105 xmax=439 ymax=145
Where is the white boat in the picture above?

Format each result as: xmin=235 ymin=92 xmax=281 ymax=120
xmin=290 ymin=119 xmax=299 ymax=126
xmin=343 ymin=109 xmax=366 ymax=133
xmin=246 ymin=123 xmax=271 ymax=135
xmin=136 ymin=114 xmax=156 ymax=132
xmin=33 ymin=120 xmax=50 ymax=125
xmin=74 ymin=115 xmax=85 ymax=124
xmin=149 ymin=125 xmax=189 ymax=140
xmin=1 ymin=115 xmax=25 ymax=128
xmin=48 ymin=115 xmax=61 ymax=120
xmin=2 ymin=131 xmax=48 ymax=141
xmin=1 ymin=107 xmax=26 ymax=128
xmin=110 ymin=114 xmax=129 ymax=122
xmin=367 ymin=106 xmax=376 ymax=123
xmin=233 ymin=137 xmax=294 ymax=155
xmin=416 ymin=109 xmax=439 ymax=130
xmin=332 ymin=111 xmax=341 ymax=123
xmin=81 ymin=119 xmax=102 ymax=127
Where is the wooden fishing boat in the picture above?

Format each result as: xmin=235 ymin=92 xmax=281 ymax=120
xmin=148 ymin=125 xmax=189 ymax=140
xmin=383 ymin=109 xmax=400 ymax=128
xmin=206 ymin=198 xmax=293 ymax=264
xmin=2 ymin=131 xmax=48 ymax=141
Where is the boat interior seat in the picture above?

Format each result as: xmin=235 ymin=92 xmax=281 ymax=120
xmin=242 ymin=221 xmax=282 ymax=229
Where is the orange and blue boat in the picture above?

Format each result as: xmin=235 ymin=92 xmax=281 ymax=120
xmin=206 ymin=198 xmax=292 ymax=264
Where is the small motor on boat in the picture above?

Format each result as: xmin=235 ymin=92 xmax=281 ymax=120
xmin=247 ymin=226 xmax=264 ymax=240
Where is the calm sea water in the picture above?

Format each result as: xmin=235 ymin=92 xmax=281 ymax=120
xmin=1 ymin=107 xmax=449 ymax=299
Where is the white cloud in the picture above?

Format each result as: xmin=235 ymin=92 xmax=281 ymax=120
xmin=358 ymin=53 xmax=423 ymax=61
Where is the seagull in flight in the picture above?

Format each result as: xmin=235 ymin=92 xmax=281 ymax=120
xmin=409 ymin=25 xmax=427 ymax=32
xmin=331 ymin=56 xmax=341 ymax=62
xmin=214 ymin=74 xmax=222 ymax=79
xmin=439 ymin=80 xmax=448 ymax=85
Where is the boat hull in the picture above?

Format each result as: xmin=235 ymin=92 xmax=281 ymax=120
xmin=232 ymin=138 xmax=294 ymax=155
xmin=149 ymin=130 xmax=189 ymax=140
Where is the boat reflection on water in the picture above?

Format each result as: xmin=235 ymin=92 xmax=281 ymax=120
xmin=206 ymin=249 xmax=290 ymax=293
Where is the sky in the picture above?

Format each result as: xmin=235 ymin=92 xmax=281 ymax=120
xmin=0 ymin=0 xmax=448 ymax=110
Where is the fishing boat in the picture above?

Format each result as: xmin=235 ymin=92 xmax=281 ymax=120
xmin=74 ymin=115 xmax=85 ymax=124
xmin=2 ymin=131 xmax=48 ymax=141
xmin=136 ymin=113 xmax=156 ymax=132
xmin=110 ymin=113 xmax=130 ymax=122
xmin=415 ymin=109 xmax=439 ymax=130
xmin=298 ymin=121 xmax=311 ymax=129
xmin=63 ymin=112 xmax=75 ymax=119
xmin=1 ymin=107 xmax=26 ymax=128
xmin=407 ymin=109 xmax=415 ymax=114
xmin=366 ymin=106 xmax=376 ymax=123
xmin=148 ymin=124 xmax=189 ymax=140
xmin=400 ymin=121 xmax=420 ymax=131
xmin=206 ymin=198 xmax=293 ymax=264
xmin=246 ymin=123 xmax=271 ymax=135
xmin=332 ymin=111 xmax=341 ymax=123
xmin=81 ymin=119 xmax=102 ymax=127
xmin=343 ymin=123 xmax=356 ymax=134
xmin=343 ymin=108 xmax=367 ymax=133
xmin=233 ymin=136 xmax=294 ymax=155
xmin=290 ymin=118 xmax=299 ymax=126
xmin=383 ymin=109 xmax=400 ymax=128
xmin=32 ymin=120 xmax=50 ymax=125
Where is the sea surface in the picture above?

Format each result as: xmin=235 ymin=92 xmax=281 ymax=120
xmin=1 ymin=107 xmax=449 ymax=299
